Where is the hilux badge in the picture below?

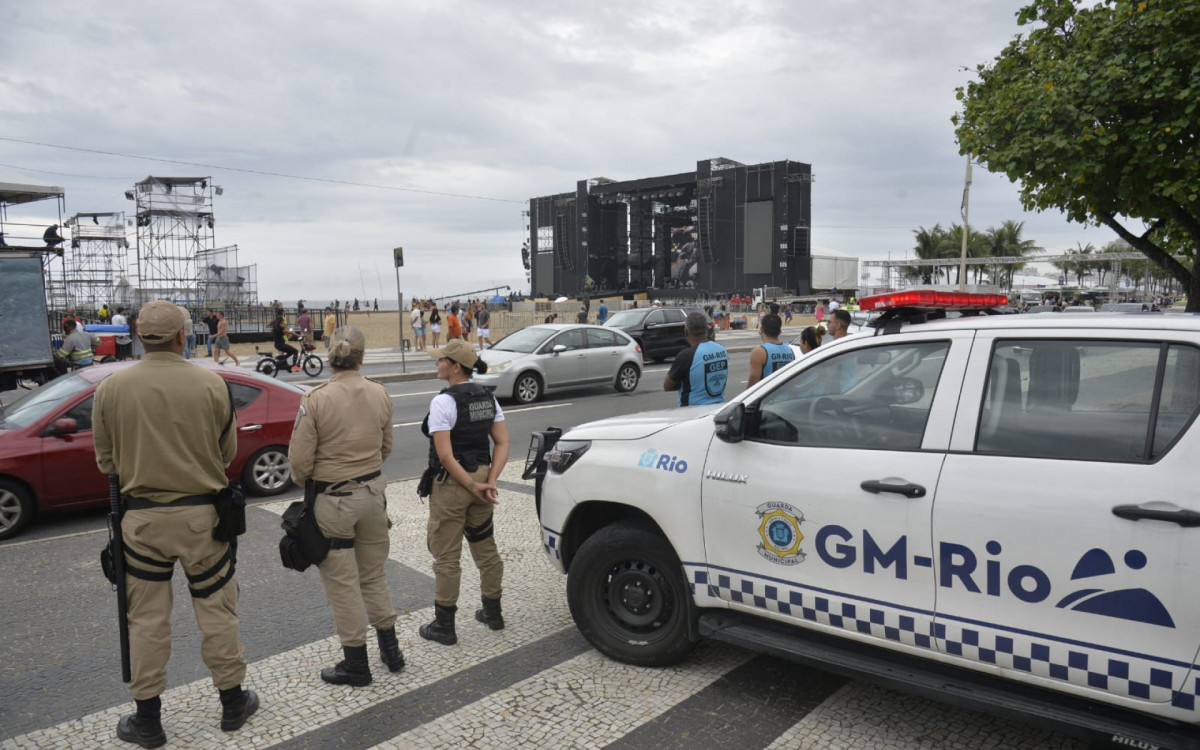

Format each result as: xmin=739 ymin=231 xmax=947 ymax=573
xmin=705 ymin=470 xmax=748 ymax=484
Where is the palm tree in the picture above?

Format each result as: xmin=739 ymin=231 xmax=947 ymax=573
xmin=1053 ymin=242 xmax=1095 ymax=287
xmin=941 ymin=224 xmax=990 ymax=286
xmin=984 ymin=220 xmax=1042 ymax=290
xmin=910 ymin=225 xmax=950 ymax=285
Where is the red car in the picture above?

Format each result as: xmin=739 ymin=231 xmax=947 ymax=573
xmin=0 ymin=361 xmax=304 ymax=541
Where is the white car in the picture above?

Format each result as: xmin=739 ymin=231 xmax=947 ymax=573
xmin=475 ymin=324 xmax=642 ymax=404
xmin=526 ymin=294 xmax=1200 ymax=750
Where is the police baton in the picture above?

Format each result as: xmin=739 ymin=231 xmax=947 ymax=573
xmin=107 ymin=475 xmax=132 ymax=683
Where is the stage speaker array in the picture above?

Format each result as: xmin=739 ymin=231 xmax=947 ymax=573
xmin=696 ymin=193 xmax=715 ymax=262
xmin=554 ymin=212 xmax=574 ymax=270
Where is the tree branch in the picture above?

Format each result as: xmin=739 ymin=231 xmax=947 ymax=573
xmin=1095 ymin=210 xmax=1191 ymax=287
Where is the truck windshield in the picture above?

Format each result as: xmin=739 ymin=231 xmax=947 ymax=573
xmin=1 ymin=374 xmax=92 ymax=429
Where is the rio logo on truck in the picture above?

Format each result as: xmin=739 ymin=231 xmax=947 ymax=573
xmin=751 ymin=504 xmax=1174 ymax=629
xmin=637 ymin=449 xmax=688 ymax=474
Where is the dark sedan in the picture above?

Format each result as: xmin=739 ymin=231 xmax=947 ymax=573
xmin=0 ymin=361 xmax=304 ymax=541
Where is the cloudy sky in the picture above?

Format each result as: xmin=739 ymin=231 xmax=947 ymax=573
xmin=1 ymin=0 xmax=1120 ymax=302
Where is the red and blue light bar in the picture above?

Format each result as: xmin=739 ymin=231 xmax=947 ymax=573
xmin=857 ymin=290 xmax=1008 ymax=312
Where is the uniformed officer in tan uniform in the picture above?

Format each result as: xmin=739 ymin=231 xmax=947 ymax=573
xmin=93 ymin=300 xmax=258 ymax=749
xmin=418 ymin=339 xmax=511 ymax=646
xmin=288 ymin=325 xmax=402 ymax=686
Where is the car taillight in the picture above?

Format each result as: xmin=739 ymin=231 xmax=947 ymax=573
xmin=635 ymin=344 xmax=642 ymax=354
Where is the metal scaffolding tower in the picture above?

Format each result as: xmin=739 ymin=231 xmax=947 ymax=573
xmin=131 ymin=176 xmax=216 ymax=303
xmin=64 ymin=211 xmax=129 ymax=312
xmin=0 ymin=181 xmax=68 ymax=309
xmin=198 ymin=245 xmax=258 ymax=305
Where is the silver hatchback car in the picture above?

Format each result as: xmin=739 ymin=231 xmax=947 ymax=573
xmin=475 ymin=324 xmax=643 ymax=404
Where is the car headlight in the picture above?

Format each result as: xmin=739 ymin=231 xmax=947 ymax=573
xmin=546 ymin=440 xmax=590 ymax=473
xmin=487 ymin=360 xmax=511 ymax=374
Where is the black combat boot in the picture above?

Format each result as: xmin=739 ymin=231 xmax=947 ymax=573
xmin=219 ymin=685 xmax=260 ymax=732
xmin=320 ymin=644 xmax=372 ymax=687
xmin=475 ymin=595 xmax=505 ymax=631
xmin=418 ymin=603 xmax=458 ymax=645
xmin=376 ymin=626 xmax=406 ymax=672
xmin=116 ymin=696 xmax=167 ymax=749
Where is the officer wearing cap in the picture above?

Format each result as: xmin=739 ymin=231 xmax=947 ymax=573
xmin=287 ymin=325 xmax=402 ymax=686
xmin=418 ymin=338 xmax=510 ymax=645
xmin=92 ymin=300 xmax=257 ymax=748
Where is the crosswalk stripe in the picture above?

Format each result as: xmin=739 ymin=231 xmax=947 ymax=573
xmin=374 ymin=642 xmax=752 ymax=750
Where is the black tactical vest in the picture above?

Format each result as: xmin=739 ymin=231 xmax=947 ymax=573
xmin=422 ymin=382 xmax=495 ymax=472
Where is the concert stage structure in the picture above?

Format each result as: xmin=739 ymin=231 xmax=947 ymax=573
xmin=525 ymin=157 xmax=812 ymax=299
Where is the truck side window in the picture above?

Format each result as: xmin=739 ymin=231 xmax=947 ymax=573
xmin=976 ymin=340 xmax=1164 ymax=461
xmin=752 ymin=341 xmax=949 ymax=450
xmin=1154 ymin=344 xmax=1200 ymax=457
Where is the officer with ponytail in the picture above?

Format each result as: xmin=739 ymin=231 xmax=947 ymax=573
xmin=418 ymin=339 xmax=510 ymax=645
xmin=288 ymin=325 xmax=402 ymax=686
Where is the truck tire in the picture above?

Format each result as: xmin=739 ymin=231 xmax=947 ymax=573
xmin=567 ymin=523 xmax=696 ymax=667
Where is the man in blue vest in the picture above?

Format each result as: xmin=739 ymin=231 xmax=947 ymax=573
xmin=746 ymin=312 xmax=795 ymax=388
xmin=663 ymin=311 xmax=728 ymax=406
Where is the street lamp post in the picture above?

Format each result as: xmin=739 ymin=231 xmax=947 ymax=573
xmin=393 ymin=246 xmax=406 ymax=373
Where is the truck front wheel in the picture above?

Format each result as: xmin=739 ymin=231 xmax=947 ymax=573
xmin=566 ymin=523 xmax=696 ymax=666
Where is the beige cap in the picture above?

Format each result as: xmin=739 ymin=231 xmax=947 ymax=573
xmin=429 ymin=338 xmax=478 ymax=368
xmin=137 ymin=300 xmax=188 ymax=343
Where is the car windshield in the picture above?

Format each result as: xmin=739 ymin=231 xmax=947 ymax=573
xmin=604 ymin=310 xmax=648 ymax=328
xmin=491 ymin=327 xmax=557 ymax=353
xmin=0 ymin=374 xmax=92 ymax=428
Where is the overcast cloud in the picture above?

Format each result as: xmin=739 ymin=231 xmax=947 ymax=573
xmin=0 ymin=0 xmax=1120 ymax=301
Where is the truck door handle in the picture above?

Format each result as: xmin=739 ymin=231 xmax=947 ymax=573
xmin=1112 ymin=504 xmax=1200 ymax=527
xmin=860 ymin=479 xmax=926 ymax=499
xmin=239 ymin=424 xmax=263 ymax=432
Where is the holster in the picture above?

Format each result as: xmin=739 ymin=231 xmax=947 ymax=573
xmin=212 ymin=483 xmax=247 ymax=542
xmin=417 ymin=466 xmax=438 ymax=498
xmin=100 ymin=541 xmax=118 ymax=585
xmin=278 ymin=479 xmax=330 ymax=572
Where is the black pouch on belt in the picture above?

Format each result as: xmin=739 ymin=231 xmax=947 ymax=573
xmin=212 ymin=483 xmax=247 ymax=542
xmin=279 ymin=479 xmax=331 ymax=571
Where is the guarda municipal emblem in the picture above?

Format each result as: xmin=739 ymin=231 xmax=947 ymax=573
xmin=756 ymin=502 xmax=805 ymax=566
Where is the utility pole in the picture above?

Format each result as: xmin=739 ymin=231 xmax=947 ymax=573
xmin=959 ymin=155 xmax=972 ymax=292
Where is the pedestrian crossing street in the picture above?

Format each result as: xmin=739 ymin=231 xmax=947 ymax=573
xmin=2 ymin=467 xmax=1084 ymax=750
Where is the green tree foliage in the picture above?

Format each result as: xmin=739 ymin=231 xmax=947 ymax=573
xmin=954 ymin=0 xmax=1200 ymax=310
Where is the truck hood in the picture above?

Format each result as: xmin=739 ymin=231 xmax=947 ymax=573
xmin=563 ymin=404 xmax=721 ymax=441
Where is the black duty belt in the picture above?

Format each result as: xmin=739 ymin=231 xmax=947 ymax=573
xmin=125 ymin=494 xmax=216 ymax=511
xmin=313 ymin=470 xmax=382 ymax=496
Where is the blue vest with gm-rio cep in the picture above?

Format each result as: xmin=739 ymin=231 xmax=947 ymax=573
xmin=683 ymin=340 xmax=728 ymax=406
xmin=760 ymin=341 xmax=796 ymax=380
